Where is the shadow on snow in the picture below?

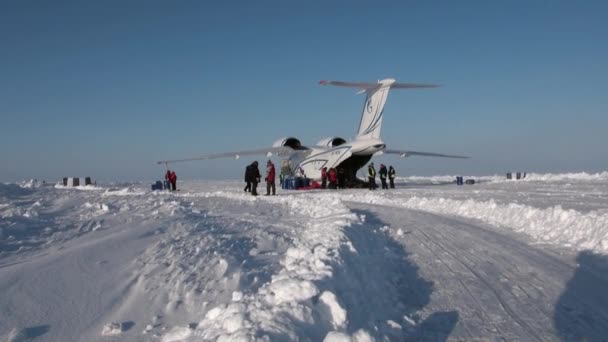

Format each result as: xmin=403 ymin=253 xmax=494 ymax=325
xmin=554 ymin=250 xmax=608 ymax=341
xmin=316 ymin=209 xmax=458 ymax=341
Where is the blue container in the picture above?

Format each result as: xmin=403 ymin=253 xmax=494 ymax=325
xmin=282 ymin=177 xmax=295 ymax=190
xmin=151 ymin=181 xmax=163 ymax=191
xmin=295 ymin=177 xmax=308 ymax=189
xmin=456 ymin=176 xmax=463 ymax=185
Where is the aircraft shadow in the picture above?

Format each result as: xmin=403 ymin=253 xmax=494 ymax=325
xmin=313 ymin=209 xmax=459 ymax=341
xmin=554 ymin=250 xmax=608 ymax=341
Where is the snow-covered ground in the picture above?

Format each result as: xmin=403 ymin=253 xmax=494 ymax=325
xmin=1 ymin=173 xmax=608 ymax=341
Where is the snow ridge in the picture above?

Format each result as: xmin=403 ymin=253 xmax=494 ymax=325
xmin=344 ymin=193 xmax=608 ymax=253
xmin=398 ymin=171 xmax=608 ymax=184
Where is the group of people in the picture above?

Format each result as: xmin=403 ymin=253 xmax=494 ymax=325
xmin=368 ymin=163 xmax=396 ymax=190
xmin=243 ymin=160 xmax=397 ymax=193
xmin=320 ymin=167 xmax=346 ymax=189
xmin=164 ymin=169 xmax=177 ymax=191
xmin=244 ymin=160 xmax=276 ymax=196
xmin=165 ymin=161 xmax=398 ymax=193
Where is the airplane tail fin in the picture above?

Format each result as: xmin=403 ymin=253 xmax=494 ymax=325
xmin=320 ymin=78 xmax=439 ymax=140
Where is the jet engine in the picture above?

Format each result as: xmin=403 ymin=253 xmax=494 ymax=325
xmin=316 ymin=137 xmax=347 ymax=148
xmin=272 ymin=137 xmax=303 ymax=149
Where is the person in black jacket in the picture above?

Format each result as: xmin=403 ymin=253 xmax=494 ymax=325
xmin=244 ymin=164 xmax=253 ymax=192
xmin=251 ymin=161 xmax=261 ymax=196
xmin=379 ymin=164 xmax=388 ymax=189
xmin=337 ymin=167 xmax=346 ymax=189
xmin=388 ymin=165 xmax=396 ymax=189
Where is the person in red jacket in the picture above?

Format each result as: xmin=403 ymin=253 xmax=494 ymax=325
xmin=328 ymin=168 xmax=338 ymax=189
xmin=169 ymin=170 xmax=177 ymax=191
xmin=265 ymin=160 xmax=276 ymax=196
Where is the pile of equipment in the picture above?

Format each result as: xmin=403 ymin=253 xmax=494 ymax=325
xmin=151 ymin=180 xmax=172 ymax=191
xmin=282 ymin=176 xmax=311 ymax=190
xmin=456 ymin=176 xmax=475 ymax=185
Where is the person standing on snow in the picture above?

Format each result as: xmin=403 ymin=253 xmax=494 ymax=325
xmin=265 ymin=160 xmax=276 ymax=196
xmin=169 ymin=170 xmax=177 ymax=191
xmin=389 ymin=165 xmax=396 ymax=189
xmin=165 ymin=169 xmax=172 ymax=190
xmin=368 ymin=163 xmax=376 ymax=190
xmin=244 ymin=163 xmax=253 ymax=192
xmin=321 ymin=167 xmax=328 ymax=189
xmin=379 ymin=164 xmax=388 ymax=189
xmin=337 ymin=167 xmax=346 ymax=189
xmin=328 ymin=168 xmax=338 ymax=189
xmin=251 ymin=161 xmax=261 ymax=196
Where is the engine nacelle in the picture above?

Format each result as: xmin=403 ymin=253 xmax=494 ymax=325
xmin=316 ymin=137 xmax=347 ymax=148
xmin=272 ymin=137 xmax=303 ymax=149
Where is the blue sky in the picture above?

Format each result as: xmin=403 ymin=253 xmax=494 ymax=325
xmin=1 ymin=1 xmax=606 ymax=182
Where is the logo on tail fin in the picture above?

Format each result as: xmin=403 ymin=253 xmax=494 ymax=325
xmin=366 ymin=99 xmax=373 ymax=113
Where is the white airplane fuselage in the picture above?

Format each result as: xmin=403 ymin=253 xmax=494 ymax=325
xmin=291 ymin=138 xmax=386 ymax=180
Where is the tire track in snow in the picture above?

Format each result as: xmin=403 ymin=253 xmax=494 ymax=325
xmin=409 ymin=228 xmax=500 ymax=339
xmin=414 ymin=221 xmax=553 ymax=334
xmin=417 ymin=229 xmax=543 ymax=342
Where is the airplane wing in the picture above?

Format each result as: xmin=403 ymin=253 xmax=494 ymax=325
xmin=157 ymin=147 xmax=310 ymax=165
xmin=383 ymin=149 xmax=469 ymax=159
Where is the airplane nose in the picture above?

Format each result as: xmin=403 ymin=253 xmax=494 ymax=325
xmin=373 ymin=144 xmax=386 ymax=149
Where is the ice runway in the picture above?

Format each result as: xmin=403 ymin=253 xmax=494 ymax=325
xmin=1 ymin=173 xmax=607 ymax=341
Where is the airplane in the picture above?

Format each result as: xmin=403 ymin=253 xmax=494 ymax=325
xmin=157 ymin=78 xmax=467 ymax=186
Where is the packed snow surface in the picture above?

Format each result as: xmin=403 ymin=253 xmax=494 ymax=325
xmin=1 ymin=173 xmax=608 ymax=341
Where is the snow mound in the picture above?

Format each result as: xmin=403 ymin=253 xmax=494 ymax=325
xmin=345 ymin=193 xmax=608 ymax=254
xmin=54 ymin=184 xmax=104 ymax=191
xmin=517 ymin=171 xmax=608 ymax=182
xmin=101 ymin=321 xmax=134 ymax=336
xmin=398 ymin=171 xmax=608 ymax=184
xmin=101 ymin=322 xmax=124 ymax=336
xmin=398 ymin=175 xmax=501 ymax=184
xmin=103 ymin=187 xmax=147 ymax=196
xmin=0 ymin=183 xmax=32 ymax=198
xmin=18 ymin=179 xmax=44 ymax=189
xmin=149 ymin=192 xmax=362 ymax=341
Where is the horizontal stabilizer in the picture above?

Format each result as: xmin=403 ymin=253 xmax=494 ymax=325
xmin=319 ymin=80 xmax=440 ymax=90
xmin=384 ymin=149 xmax=469 ymax=159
